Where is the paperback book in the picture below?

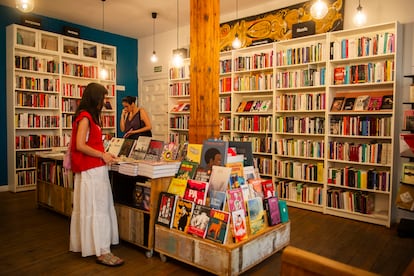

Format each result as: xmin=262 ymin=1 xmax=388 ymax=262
xmin=183 ymin=179 xmax=209 ymax=205
xmin=247 ymin=197 xmax=266 ymax=235
xmin=161 ymin=142 xmax=179 ymax=161
xmin=330 ymin=97 xmax=344 ymax=112
xmin=342 ymin=97 xmax=356 ymax=111
xmin=263 ymin=196 xmax=281 ymax=226
xmin=105 ymin=137 xmax=124 ymax=157
xmin=194 ymin=167 xmax=212 ymax=182
xmin=187 ymin=204 xmax=211 ymax=238
xmin=209 ymin=189 xmax=227 ymax=211
xmin=231 ymin=209 xmax=248 ymax=243
xmin=209 ymin=165 xmax=232 ymax=192
xmin=261 ymin=179 xmax=275 ymax=199
xmin=176 ymin=160 xmax=199 ymax=180
xmin=200 ymin=139 xmax=228 ymax=169
xmin=367 ymin=96 xmax=383 ymax=110
xmin=205 ymin=209 xmax=230 ymax=244
xmin=134 ymin=181 xmax=151 ymax=211
xmin=156 ymin=192 xmax=177 ymax=228
xmin=171 ymin=198 xmax=195 ymax=232
xmin=381 ymin=95 xmax=393 ymax=109
xmin=228 ymin=141 xmax=254 ymax=166
xmin=354 ymin=95 xmax=371 ymax=111
xmin=128 ymin=136 xmax=152 ymax=160
xmin=227 ymin=187 xmax=246 ymax=214
xmin=144 ymin=139 xmax=165 ymax=161
xmin=167 ymin=177 xmax=188 ymax=197
xmin=118 ymin=138 xmax=135 ymax=157
xmin=186 ymin=143 xmax=203 ymax=164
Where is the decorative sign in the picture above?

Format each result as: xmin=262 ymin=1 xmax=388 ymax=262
xmin=292 ymin=21 xmax=316 ymax=38
xmin=154 ymin=66 xmax=163 ymax=73
xmin=63 ymin=26 xmax=80 ymax=38
xmin=220 ymin=0 xmax=344 ymax=51
xmin=21 ymin=15 xmax=41 ymax=29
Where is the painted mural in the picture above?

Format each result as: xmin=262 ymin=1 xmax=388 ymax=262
xmin=220 ymin=0 xmax=344 ymax=51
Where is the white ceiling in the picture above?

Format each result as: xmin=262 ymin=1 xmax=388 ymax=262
xmin=0 ymin=0 xmax=304 ymax=39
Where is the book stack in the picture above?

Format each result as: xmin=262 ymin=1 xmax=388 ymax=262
xmin=137 ymin=160 xmax=181 ymax=178
xmin=118 ymin=162 xmax=140 ymax=176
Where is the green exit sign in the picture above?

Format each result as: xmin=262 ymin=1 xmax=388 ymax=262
xmin=154 ymin=66 xmax=162 ymax=73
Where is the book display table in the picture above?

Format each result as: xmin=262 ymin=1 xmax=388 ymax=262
xmin=154 ymin=221 xmax=290 ymax=275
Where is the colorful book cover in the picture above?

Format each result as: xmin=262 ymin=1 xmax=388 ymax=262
xmin=105 ymin=137 xmax=124 ymax=157
xmin=118 ymin=138 xmax=135 ymax=157
xmin=381 ymin=95 xmax=393 ymax=109
xmin=187 ymin=204 xmax=211 ymax=238
xmin=226 ymin=161 xmax=244 ymax=189
xmin=229 ymin=141 xmax=254 ymax=166
xmin=263 ymin=196 xmax=281 ymax=226
xmin=248 ymin=178 xmax=264 ymax=199
xmin=129 ymin=136 xmax=152 ymax=160
xmin=134 ymin=181 xmax=151 ymax=211
xmin=156 ymin=192 xmax=177 ymax=228
xmin=247 ymin=197 xmax=266 ymax=235
xmin=226 ymin=187 xmax=246 ymax=213
xmin=354 ymin=95 xmax=371 ymax=111
xmin=209 ymin=189 xmax=227 ymax=211
xmin=330 ymin=97 xmax=344 ymax=112
xmin=200 ymin=139 xmax=228 ymax=169
xmin=186 ymin=143 xmax=203 ymax=164
xmin=261 ymin=179 xmax=275 ymax=199
xmin=171 ymin=198 xmax=195 ymax=232
xmin=205 ymin=209 xmax=230 ymax=244
xmin=161 ymin=142 xmax=179 ymax=161
xmin=167 ymin=177 xmax=188 ymax=197
xmin=279 ymin=200 xmax=289 ymax=223
xmin=176 ymin=160 xmax=199 ymax=180
xmin=342 ymin=97 xmax=356 ymax=111
xmin=367 ymin=96 xmax=383 ymax=110
xmin=144 ymin=139 xmax=165 ymax=161
xmin=231 ymin=209 xmax=248 ymax=243
xmin=194 ymin=167 xmax=212 ymax=182
xmin=176 ymin=141 xmax=188 ymax=161
xmin=183 ymin=179 xmax=209 ymax=205
xmin=209 ymin=165 xmax=232 ymax=192
xmin=243 ymin=165 xmax=258 ymax=181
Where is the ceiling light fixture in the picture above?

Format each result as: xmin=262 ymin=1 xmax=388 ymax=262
xmin=172 ymin=0 xmax=184 ymax=68
xmin=150 ymin=12 xmax=158 ymax=63
xmin=100 ymin=0 xmax=109 ymax=80
xmin=16 ymin=0 xmax=34 ymax=13
xmin=353 ymin=0 xmax=367 ymax=27
xmin=232 ymin=0 xmax=241 ymax=49
xmin=310 ymin=0 xmax=328 ymax=20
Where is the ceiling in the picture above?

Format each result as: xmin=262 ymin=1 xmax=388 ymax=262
xmin=0 ymin=0 xmax=304 ymax=39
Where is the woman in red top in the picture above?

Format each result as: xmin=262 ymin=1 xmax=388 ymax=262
xmin=69 ymin=83 xmax=124 ymax=266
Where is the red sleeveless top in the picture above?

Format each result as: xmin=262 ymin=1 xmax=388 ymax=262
xmin=70 ymin=111 xmax=105 ymax=172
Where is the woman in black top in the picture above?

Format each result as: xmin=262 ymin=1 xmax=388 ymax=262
xmin=120 ymin=96 xmax=152 ymax=139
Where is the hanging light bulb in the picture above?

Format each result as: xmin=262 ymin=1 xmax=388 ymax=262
xmin=353 ymin=0 xmax=367 ymax=27
xmin=232 ymin=0 xmax=242 ymax=49
xmin=16 ymin=0 xmax=34 ymax=13
xmin=100 ymin=0 xmax=109 ymax=80
xmin=150 ymin=12 xmax=158 ymax=63
xmin=310 ymin=0 xmax=328 ymax=20
xmin=172 ymin=0 xmax=184 ymax=68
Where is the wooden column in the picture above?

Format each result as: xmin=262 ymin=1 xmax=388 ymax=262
xmin=188 ymin=0 xmax=220 ymax=144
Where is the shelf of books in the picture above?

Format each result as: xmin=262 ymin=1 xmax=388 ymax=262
xmin=219 ymin=51 xmax=232 ymax=141
xmin=153 ymin=139 xmax=290 ymax=275
xmin=6 ymin=24 xmax=117 ymax=192
xmin=274 ymin=33 xmax=327 ymax=213
xmin=325 ymin=22 xmax=401 ymax=227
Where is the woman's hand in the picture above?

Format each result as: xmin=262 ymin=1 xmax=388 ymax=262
xmin=123 ymin=128 xmax=134 ymax=138
xmin=102 ymin=152 xmax=117 ymax=164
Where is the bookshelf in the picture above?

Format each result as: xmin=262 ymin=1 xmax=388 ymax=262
xmin=6 ymin=24 xmax=117 ymax=192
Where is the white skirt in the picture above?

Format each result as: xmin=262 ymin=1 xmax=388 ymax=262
xmin=69 ymin=165 xmax=119 ymax=257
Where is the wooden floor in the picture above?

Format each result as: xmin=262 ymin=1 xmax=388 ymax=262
xmin=0 ymin=191 xmax=413 ymax=276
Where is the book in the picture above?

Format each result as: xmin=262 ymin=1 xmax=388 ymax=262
xmin=176 ymin=142 xmax=188 ymax=161
xmin=243 ymin=100 xmax=254 ymax=112
xmin=367 ymin=96 xmax=383 ymax=110
xmin=118 ymin=138 xmax=135 ymax=157
xmin=176 ymin=160 xmax=199 ymax=180
xmin=209 ymin=189 xmax=227 ymax=211
xmin=247 ymin=197 xmax=266 ymax=235
xmin=171 ymin=198 xmax=195 ymax=232
xmin=129 ymin=136 xmax=152 ymax=160
xmin=167 ymin=177 xmax=188 ymax=197
xmin=229 ymin=141 xmax=254 ymax=166
xmin=205 ymin=209 xmax=230 ymax=244
xmin=402 ymin=163 xmax=414 ymax=185
xmin=243 ymin=165 xmax=258 ymax=181
xmin=194 ymin=167 xmax=212 ymax=182
xmin=186 ymin=143 xmax=203 ymax=163
xmin=354 ymin=95 xmax=370 ymax=111
xmin=105 ymin=137 xmax=124 ymax=157
xmin=236 ymin=101 xmax=247 ymax=112
xmin=161 ymin=142 xmax=179 ymax=161
xmin=404 ymin=110 xmax=414 ymax=131
xmin=226 ymin=187 xmax=246 ymax=214
xmin=263 ymin=196 xmax=281 ymax=226
xmin=333 ymin=67 xmax=345 ymax=84
xmin=279 ymin=200 xmax=289 ymax=223
xmin=396 ymin=184 xmax=414 ymax=211
xmin=183 ymin=179 xmax=209 ymax=205
xmin=248 ymin=178 xmax=264 ymax=199
xmin=381 ymin=95 xmax=393 ymax=109
xmin=156 ymin=192 xmax=177 ymax=228
xmin=187 ymin=204 xmax=211 ymax=238
xmin=144 ymin=139 xmax=165 ymax=161
xmin=226 ymin=161 xmax=244 ymax=189
xmin=231 ymin=209 xmax=248 ymax=242
xmin=330 ymin=97 xmax=344 ymax=112
xmin=342 ymin=97 xmax=356 ymax=111
xmin=134 ymin=181 xmax=151 ymax=211
xmin=209 ymin=165 xmax=232 ymax=192
xmin=261 ymin=179 xmax=275 ymax=199
xmin=200 ymin=139 xmax=228 ymax=169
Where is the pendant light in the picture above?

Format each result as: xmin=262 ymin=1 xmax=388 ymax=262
xmin=150 ymin=12 xmax=158 ymax=63
xmin=172 ymin=0 xmax=184 ymax=68
xmin=353 ymin=0 xmax=367 ymax=27
xmin=310 ymin=0 xmax=328 ymax=20
xmin=16 ymin=0 xmax=34 ymax=13
xmin=232 ymin=0 xmax=241 ymax=49
xmin=100 ymin=0 xmax=109 ymax=80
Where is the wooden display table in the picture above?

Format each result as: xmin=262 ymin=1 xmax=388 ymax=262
xmin=154 ymin=221 xmax=290 ymax=275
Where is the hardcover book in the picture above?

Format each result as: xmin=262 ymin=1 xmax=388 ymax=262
xmin=209 ymin=189 xmax=227 ymax=211
xmin=229 ymin=141 xmax=254 ymax=166
xmin=354 ymin=95 xmax=371 ymax=111
xmin=263 ymin=196 xmax=281 ymax=226
xmin=231 ymin=209 xmax=248 ymax=243
xmin=171 ymin=198 xmax=194 ymax=232
xmin=205 ymin=209 xmax=230 ymax=244
xmin=200 ymin=139 xmax=228 ymax=169
xmin=144 ymin=139 xmax=165 ymax=161
xmin=342 ymin=97 xmax=356 ymax=111
xmin=247 ymin=197 xmax=266 ymax=235
xmin=176 ymin=160 xmax=199 ymax=180
xmin=209 ymin=165 xmax=232 ymax=192
xmin=330 ymin=97 xmax=345 ymax=112
xmin=156 ymin=192 xmax=177 ymax=228
xmin=380 ymin=95 xmax=393 ymax=109
xmin=167 ymin=177 xmax=188 ymax=197
xmin=183 ymin=179 xmax=209 ymax=205
xmin=187 ymin=204 xmax=211 ymax=238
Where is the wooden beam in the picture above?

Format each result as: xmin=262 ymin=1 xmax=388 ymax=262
xmin=188 ymin=0 xmax=220 ymax=144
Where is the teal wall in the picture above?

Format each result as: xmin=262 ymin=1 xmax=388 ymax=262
xmin=0 ymin=5 xmax=139 ymax=186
